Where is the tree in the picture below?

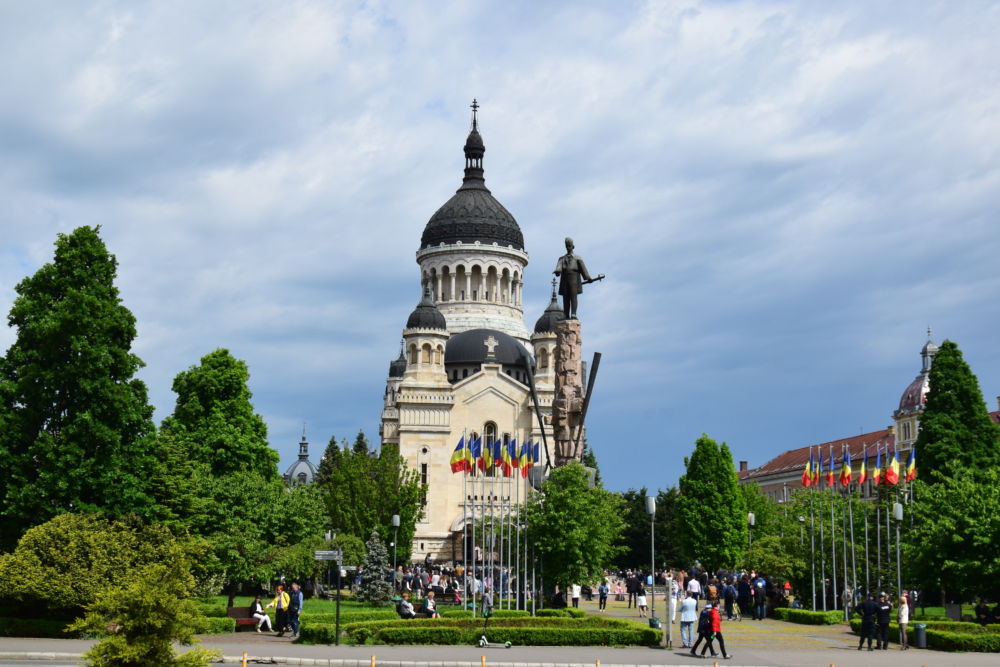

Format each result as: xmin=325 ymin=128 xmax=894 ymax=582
xmin=0 ymin=514 xmax=197 ymax=617
xmin=739 ymin=481 xmax=784 ymax=540
xmin=69 ymin=545 xmax=220 ymax=667
xmin=614 ymin=487 xmax=652 ymax=570
xmin=908 ymin=468 xmax=1000 ymax=601
xmin=915 ymin=340 xmax=1000 ymax=477
xmin=159 ymin=349 xmax=278 ymax=479
xmin=0 ymin=226 xmax=158 ymax=548
xmin=352 ymin=429 xmax=370 ymax=455
xmin=676 ymin=435 xmax=746 ymax=571
xmin=356 ymin=530 xmax=392 ymax=605
xmin=314 ymin=439 xmax=423 ymax=561
xmin=525 ymin=462 xmax=625 ymax=590
xmin=315 ymin=434 xmax=345 ymax=486
xmin=581 ymin=440 xmax=602 ymax=487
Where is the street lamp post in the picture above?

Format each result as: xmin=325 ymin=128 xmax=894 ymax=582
xmin=391 ymin=514 xmax=400 ymax=591
xmin=893 ymin=502 xmax=903 ymax=598
xmin=748 ymin=512 xmax=755 ymax=548
xmin=645 ymin=495 xmax=657 ymax=628
xmin=798 ymin=515 xmax=806 ymax=546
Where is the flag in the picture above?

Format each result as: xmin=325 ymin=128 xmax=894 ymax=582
xmin=802 ymin=449 xmax=812 ymax=487
xmin=519 ymin=441 xmax=531 ymax=477
xmin=827 ymin=448 xmax=835 ymax=488
xmin=493 ymin=440 xmax=504 ymax=470
xmin=815 ymin=450 xmax=823 ymax=487
xmin=502 ymin=439 xmax=515 ymax=477
xmin=480 ymin=437 xmax=493 ymax=471
xmin=873 ymin=446 xmax=882 ymax=485
xmin=906 ymin=446 xmax=917 ymax=482
xmin=508 ymin=438 xmax=519 ymax=473
xmin=840 ymin=448 xmax=852 ymax=487
xmin=532 ymin=441 xmax=540 ymax=469
xmin=886 ymin=446 xmax=900 ymax=485
xmin=465 ymin=437 xmax=476 ymax=474
xmin=472 ymin=435 xmax=486 ymax=472
xmin=450 ymin=435 xmax=467 ymax=473
xmin=858 ymin=446 xmax=869 ymax=485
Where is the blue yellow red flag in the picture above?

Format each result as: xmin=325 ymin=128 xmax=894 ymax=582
xmin=450 ymin=435 xmax=467 ymax=473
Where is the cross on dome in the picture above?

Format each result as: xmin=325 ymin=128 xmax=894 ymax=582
xmin=483 ymin=335 xmax=499 ymax=359
xmin=470 ymin=98 xmax=479 ymax=130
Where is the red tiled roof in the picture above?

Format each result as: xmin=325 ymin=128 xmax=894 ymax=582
xmin=739 ymin=409 xmax=1000 ymax=481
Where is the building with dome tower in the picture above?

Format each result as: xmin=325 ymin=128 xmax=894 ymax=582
xmin=378 ymin=103 xmax=560 ymax=563
xmin=738 ymin=330 xmax=1000 ymax=501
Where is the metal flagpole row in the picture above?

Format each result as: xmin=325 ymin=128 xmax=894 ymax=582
xmin=829 ymin=446 xmax=838 ymax=612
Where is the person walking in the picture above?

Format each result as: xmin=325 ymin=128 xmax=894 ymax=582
xmin=597 ymin=580 xmax=609 ymax=611
xmin=690 ymin=603 xmax=716 ymax=658
xmin=571 ymin=583 xmax=582 ymax=608
xmin=857 ymin=593 xmax=878 ymax=651
xmin=752 ymin=573 xmax=767 ymax=620
xmin=636 ymin=583 xmax=648 ymax=617
xmin=668 ymin=572 xmax=680 ymax=624
xmin=627 ymin=571 xmax=639 ymax=609
xmin=265 ymin=585 xmax=290 ymax=637
xmin=704 ymin=600 xmax=732 ymax=659
xmin=723 ymin=579 xmax=738 ymax=620
xmin=679 ymin=591 xmax=698 ymax=648
xmin=875 ymin=593 xmax=893 ymax=650
xmin=897 ymin=593 xmax=910 ymax=650
xmin=687 ymin=575 xmax=702 ymax=602
xmin=287 ymin=582 xmax=304 ymax=638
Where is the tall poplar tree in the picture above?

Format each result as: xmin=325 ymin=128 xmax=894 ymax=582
xmin=0 ymin=226 xmax=157 ymax=548
xmin=915 ymin=339 xmax=1000 ymax=478
xmin=159 ymin=348 xmax=278 ymax=479
xmin=676 ymin=434 xmax=746 ymax=571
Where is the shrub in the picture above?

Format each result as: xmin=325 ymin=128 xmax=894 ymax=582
xmin=0 ymin=618 xmax=75 ymax=638
xmin=772 ymin=608 xmax=843 ymax=625
xmin=302 ymin=610 xmax=397 ymax=624
xmin=849 ymin=618 xmax=1000 ymax=652
xmin=369 ymin=626 xmax=659 ymax=646
xmin=440 ymin=609 xmax=530 ymax=619
xmin=566 ymin=608 xmax=587 ymax=618
xmin=535 ymin=609 xmax=568 ymax=617
xmin=189 ymin=617 xmax=236 ymax=634
xmin=193 ymin=604 xmax=229 ymax=618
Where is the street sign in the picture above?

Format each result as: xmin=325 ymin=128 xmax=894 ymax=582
xmin=314 ymin=549 xmax=343 ymax=561
xmin=342 ymin=565 xmax=357 ymax=571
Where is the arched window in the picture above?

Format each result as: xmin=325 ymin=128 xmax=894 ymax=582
xmin=297 ymin=472 xmax=308 ymax=484
xmin=436 ymin=345 xmax=444 ymax=365
xmin=421 ymin=343 xmax=432 ymax=363
xmin=539 ymin=348 xmax=549 ymax=369
xmin=408 ymin=343 xmax=418 ymax=364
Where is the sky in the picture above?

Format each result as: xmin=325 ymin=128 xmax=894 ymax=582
xmin=2 ymin=1 xmax=999 ymax=494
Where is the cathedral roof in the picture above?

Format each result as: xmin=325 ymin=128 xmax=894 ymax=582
xmin=388 ymin=344 xmax=407 ymax=378
xmin=406 ymin=287 xmax=447 ymax=330
xmin=420 ymin=103 xmax=524 ymax=251
xmin=445 ymin=328 xmax=531 ymax=367
xmin=534 ymin=281 xmax=565 ymax=334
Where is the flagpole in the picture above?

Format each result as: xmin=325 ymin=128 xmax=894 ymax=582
xmin=841 ymin=446 xmax=849 ymax=620
xmin=462 ymin=429 xmax=468 ymax=609
xmin=864 ymin=487 xmax=870 ymax=597
xmin=819 ymin=454 xmax=826 ymax=611
xmin=829 ymin=449 xmax=838 ymax=613
xmin=848 ymin=475 xmax=858 ymax=603
xmin=809 ymin=447 xmax=817 ymax=611
xmin=471 ymin=437 xmax=477 ymax=618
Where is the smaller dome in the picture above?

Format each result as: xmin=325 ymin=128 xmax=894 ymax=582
xmin=445 ymin=328 xmax=532 ymax=367
xmin=534 ymin=284 xmax=565 ymax=334
xmin=406 ymin=287 xmax=447 ymax=330
xmin=388 ymin=345 xmax=407 ymax=378
xmin=464 ymin=128 xmax=485 ymax=156
xmin=898 ymin=374 xmax=930 ymax=413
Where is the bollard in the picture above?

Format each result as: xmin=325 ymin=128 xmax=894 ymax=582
xmin=596 ymin=660 xmax=601 ymax=667
xmin=481 ymin=656 xmax=486 ymax=667
xmin=370 ymin=655 xmax=376 ymax=667
xmin=241 ymin=652 xmax=248 ymax=667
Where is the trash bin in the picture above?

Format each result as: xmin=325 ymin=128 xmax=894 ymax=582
xmin=649 ymin=617 xmax=662 ymax=629
xmin=913 ymin=623 xmax=927 ymax=649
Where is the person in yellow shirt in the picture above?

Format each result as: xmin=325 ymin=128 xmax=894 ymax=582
xmin=265 ymin=585 xmax=291 ymax=636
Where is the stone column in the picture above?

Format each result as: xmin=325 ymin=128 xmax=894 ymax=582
xmin=552 ymin=319 xmax=585 ymax=466
xmin=450 ymin=273 xmax=456 ymax=302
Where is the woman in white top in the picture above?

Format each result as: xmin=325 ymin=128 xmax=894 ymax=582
xmin=897 ymin=594 xmax=910 ymax=650
xmin=250 ymin=596 xmax=272 ymax=632
xmin=679 ymin=591 xmax=698 ymax=648
xmin=636 ymin=584 xmax=648 ymax=617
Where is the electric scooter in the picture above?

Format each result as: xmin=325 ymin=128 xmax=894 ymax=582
xmin=477 ymin=598 xmax=512 ymax=648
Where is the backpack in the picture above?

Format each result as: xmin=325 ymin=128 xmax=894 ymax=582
xmin=697 ymin=608 xmax=712 ymax=633
xmin=724 ymin=585 xmax=736 ymax=601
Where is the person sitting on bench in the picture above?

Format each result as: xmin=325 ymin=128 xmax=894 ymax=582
xmin=421 ymin=591 xmax=441 ymax=618
xmin=250 ymin=595 xmax=272 ymax=632
xmin=396 ymin=592 xmax=417 ymax=619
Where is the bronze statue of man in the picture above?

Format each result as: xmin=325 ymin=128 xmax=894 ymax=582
xmin=553 ymin=237 xmax=602 ymax=319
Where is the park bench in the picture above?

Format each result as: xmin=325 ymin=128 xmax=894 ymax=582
xmin=226 ymin=607 xmax=259 ymax=631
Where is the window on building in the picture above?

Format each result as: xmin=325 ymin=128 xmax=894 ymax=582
xmin=421 ymin=463 xmax=428 ymax=485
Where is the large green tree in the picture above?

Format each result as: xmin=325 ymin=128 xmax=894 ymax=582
xmin=314 ymin=437 xmax=423 ymax=562
xmin=525 ymin=462 xmax=625 ymax=589
xmin=0 ymin=226 xmax=157 ymax=548
xmin=159 ymin=348 xmax=278 ymax=479
xmin=676 ymin=435 xmax=746 ymax=571
xmin=915 ymin=339 xmax=1000 ymax=477
xmin=614 ymin=487 xmax=683 ymax=571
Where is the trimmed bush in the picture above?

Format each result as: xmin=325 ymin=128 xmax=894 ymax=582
xmin=772 ymin=608 xmax=843 ymax=625
xmin=302 ymin=610 xmax=397 ymax=624
xmin=849 ymin=618 xmax=1000 ymax=652
xmin=0 ymin=617 xmax=75 ymax=638
xmin=341 ymin=617 xmax=634 ymax=636
xmin=440 ymin=609 xmax=530 ymax=619
xmin=190 ymin=616 xmax=236 ymax=634
xmin=534 ymin=609 xmax=568 ymax=617
xmin=370 ymin=626 xmax=660 ymax=646
xmin=193 ymin=604 xmax=229 ymax=618
xmin=566 ymin=608 xmax=587 ymax=618
xmin=298 ymin=624 xmax=340 ymax=645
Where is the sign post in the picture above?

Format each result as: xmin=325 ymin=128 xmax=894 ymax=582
xmin=315 ymin=550 xmax=344 ymax=644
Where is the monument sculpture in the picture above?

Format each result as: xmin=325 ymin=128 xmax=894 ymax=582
xmin=548 ymin=238 xmax=604 ymax=466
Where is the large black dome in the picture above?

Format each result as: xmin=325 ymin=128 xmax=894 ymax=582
xmin=445 ymin=328 xmax=531 ymax=367
xmin=420 ymin=123 xmax=524 ymax=250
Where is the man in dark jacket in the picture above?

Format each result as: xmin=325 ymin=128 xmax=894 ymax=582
xmin=875 ymin=593 xmax=893 ymax=649
xmin=857 ymin=593 xmax=878 ymax=651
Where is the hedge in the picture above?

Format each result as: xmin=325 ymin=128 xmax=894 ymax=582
xmin=0 ymin=618 xmax=75 ymax=638
xmin=365 ymin=626 xmax=660 ymax=646
xmin=440 ymin=609 xmax=531 ymax=619
xmin=341 ymin=617 xmax=634 ymax=636
xmin=772 ymin=608 xmax=844 ymax=625
xmin=300 ymin=610 xmax=398 ymax=624
xmin=849 ymin=618 xmax=1000 ymax=652
xmin=190 ymin=616 xmax=236 ymax=634
xmin=194 ymin=603 xmax=229 ymax=618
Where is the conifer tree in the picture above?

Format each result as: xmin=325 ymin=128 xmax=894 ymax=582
xmin=915 ymin=339 xmax=1000 ymax=478
xmin=581 ymin=439 xmax=602 ymax=486
xmin=0 ymin=226 xmax=157 ymax=548
xmin=352 ymin=429 xmax=370 ymax=454
xmin=314 ymin=434 xmax=343 ymax=486
xmin=356 ymin=530 xmax=392 ymax=605
xmin=159 ymin=348 xmax=278 ymax=479
xmin=676 ymin=435 xmax=747 ymax=571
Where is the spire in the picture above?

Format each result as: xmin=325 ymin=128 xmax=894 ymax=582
xmin=298 ymin=425 xmax=309 ymax=459
xmin=921 ymin=326 xmax=938 ymax=373
xmin=461 ymin=98 xmax=488 ymax=191
xmin=550 ymin=276 xmax=559 ymax=302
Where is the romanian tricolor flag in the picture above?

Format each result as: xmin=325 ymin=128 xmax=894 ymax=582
xmin=450 ymin=435 xmax=467 ymax=473
xmin=886 ymin=446 xmax=900 ymax=485
xmin=508 ymin=438 xmax=519 ymax=473
xmin=802 ymin=449 xmax=812 ymax=487
xmin=873 ymin=446 xmax=882 ymax=485
xmin=501 ymin=439 xmax=515 ymax=477
xmin=840 ymin=448 xmax=852 ymax=487
xmin=814 ymin=450 xmax=823 ymax=487
xmin=858 ymin=446 xmax=868 ymax=485
xmin=493 ymin=440 xmax=504 ymax=470
xmin=826 ymin=448 xmax=835 ymax=488
xmin=906 ymin=446 xmax=917 ymax=482
xmin=519 ymin=441 xmax=531 ymax=477
xmin=472 ymin=435 xmax=487 ymax=472
xmin=532 ymin=442 xmax=540 ymax=469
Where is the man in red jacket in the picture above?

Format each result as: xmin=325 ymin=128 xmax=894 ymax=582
xmin=697 ymin=601 xmax=733 ymax=660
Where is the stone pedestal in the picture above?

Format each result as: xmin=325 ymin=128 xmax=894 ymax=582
xmin=552 ymin=318 xmax=584 ymax=466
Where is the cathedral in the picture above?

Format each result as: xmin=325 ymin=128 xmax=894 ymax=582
xmin=378 ymin=107 xmax=561 ymax=563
